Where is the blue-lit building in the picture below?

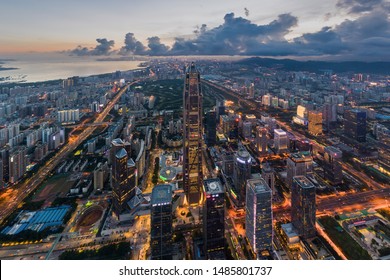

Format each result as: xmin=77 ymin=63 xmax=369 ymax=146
xmin=150 ymin=184 xmax=173 ymax=260
xmin=245 ymin=178 xmax=273 ymax=256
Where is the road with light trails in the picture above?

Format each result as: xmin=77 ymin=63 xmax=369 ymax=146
xmin=0 ymin=81 xmax=136 ymax=224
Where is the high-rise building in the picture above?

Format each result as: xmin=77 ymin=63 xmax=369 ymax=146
xmin=183 ymin=62 xmax=204 ymax=206
xmin=233 ymin=149 xmax=252 ymax=207
xmin=0 ymin=160 xmax=3 ymax=189
xmin=261 ymin=162 xmax=275 ymax=196
xmin=203 ymin=179 xmax=225 ymax=259
xmin=111 ymin=147 xmax=137 ymax=217
xmin=291 ymin=176 xmax=316 ymax=239
xmin=222 ymin=151 xmax=234 ymax=177
xmin=344 ymin=109 xmax=367 ymax=142
xmin=308 ymin=110 xmax=323 ymax=136
xmin=151 ymin=184 xmax=173 ymax=260
xmin=323 ymin=146 xmax=343 ymax=185
xmin=8 ymin=146 xmax=27 ymax=184
xmin=274 ymin=129 xmax=288 ymax=153
xmin=205 ymin=109 xmax=217 ymax=146
xmin=216 ymin=99 xmax=226 ymax=121
xmin=242 ymin=121 xmax=252 ymax=139
xmin=256 ymin=126 xmax=268 ymax=155
xmin=286 ymin=151 xmax=313 ymax=187
xmin=245 ymin=178 xmax=273 ymax=256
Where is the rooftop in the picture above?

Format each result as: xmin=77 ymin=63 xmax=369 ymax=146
xmin=247 ymin=178 xmax=271 ymax=194
xmin=151 ymin=184 xmax=172 ymax=205
xmin=204 ymin=178 xmax=224 ymax=194
xmin=293 ymin=176 xmax=315 ymax=189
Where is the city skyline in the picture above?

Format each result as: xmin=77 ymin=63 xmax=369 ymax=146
xmin=0 ymin=0 xmax=389 ymax=61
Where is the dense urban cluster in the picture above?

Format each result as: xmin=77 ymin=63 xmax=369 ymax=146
xmin=0 ymin=58 xmax=389 ymax=260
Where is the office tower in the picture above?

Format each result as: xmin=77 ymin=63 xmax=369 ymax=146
xmin=308 ymin=110 xmax=323 ymax=136
xmin=249 ymin=83 xmax=255 ymax=99
xmin=291 ymin=176 xmax=316 ymax=239
xmin=286 ymin=152 xmax=313 ymax=187
xmin=297 ymin=105 xmax=307 ymax=119
xmin=344 ymin=109 xmax=367 ymax=142
xmin=242 ymin=121 xmax=252 ymax=139
xmin=222 ymin=151 xmax=234 ymax=177
xmin=110 ymin=138 xmax=131 ymax=165
xmin=0 ymin=147 xmax=10 ymax=183
xmin=151 ymin=184 xmax=173 ymax=260
xmin=322 ymin=103 xmax=337 ymax=130
xmin=111 ymin=147 xmax=137 ymax=217
xmin=261 ymin=162 xmax=275 ymax=196
xmin=183 ymin=62 xmax=203 ymax=206
xmin=256 ymin=126 xmax=268 ymax=155
xmin=205 ymin=109 xmax=217 ymax=146
xmin=203 ymin=179 xmax=225 ymax=259
xmin=8 ymin=146 xmax=27 ymax=184
xmin=245 ymin=178 xmax=273 ymax=256
xmin=216 ymin=99 xmax=225 ymax=121
xmin=323 ymin=146 xmax=343 ymax=185
xmin=233 ymin=149 xmax=252 ymax=207
xmin=274 ymin=129 xmax=288 ymax=153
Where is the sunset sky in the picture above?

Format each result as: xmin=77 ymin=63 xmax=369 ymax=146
xmin=1 ymin=0 xmax=389 ymax=60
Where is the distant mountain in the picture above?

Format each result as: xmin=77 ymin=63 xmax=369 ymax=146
xmin=236 ymin=57 xmax=390 ymax=75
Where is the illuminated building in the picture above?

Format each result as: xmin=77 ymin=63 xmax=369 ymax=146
xmin=8 ymin=146 xmax=27 ymax=184
xmin=216 ymin=99 xmax=225 ymax=121
xmin=286 ymin=151 xmax=313 ymax=187
xmin=203 ymin=179 xmax=225 ymax=259
xmin=245 ymin=178 xmax=273 ymax=256
xmin=274 ymin=129 xmax=288 ymax=153
xmin=233 ymin=148 xmax=252 ymax=207
xmin=308 ymin=110 xmax=323 ymax=136
xmin=291 ymin=176 xmax=316 ymax=239
xmin=256 ymin=126 xmax=268 ymax=155
xmin=183 ymin=62 xmax=204 ymax=206
xmin=323 ymin=146 xmax=343 ymax=185
xmin=222 ymin=151 xmax=234 ymax=177
xmin=344 ymin=109 xmax=367 ymax=142
xmin=151 ymin=184 xmax=173 ymax=260
xmin=242 ymin=121 xmax=252 ymax=139
xmin=111 ymin=147 xmax=137 ymax=217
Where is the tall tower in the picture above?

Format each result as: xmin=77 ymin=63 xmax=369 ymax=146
xmin=291 ymin=176 xmax=316 ymax=239
xmin=151 ymin=184 xmax=173 ymax=260
xmin=203 ymin=178 xmax=225 ymax=259
xmin=183 ymin=62 xmax=203 ymax=206
xmin=111 ymin=147 xmax=136 ymax=217
xmin=245 ymin=178 xmax=273 ymax=257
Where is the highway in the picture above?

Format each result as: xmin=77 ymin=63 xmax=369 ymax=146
xmin=0 ymin=82 xmax=134 ymax=224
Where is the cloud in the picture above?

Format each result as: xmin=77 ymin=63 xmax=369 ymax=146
xmin=70 ymin=38 xmax=115 ymax=56
xmin=336 ymin=0 xmax=390 ymax=14
xmin=67 ymin=7 xmax=390 ymax=60
xmin=119 ymin=33 xmax=146 ymax=55
xmin=147 ymin=36 xmax=169 ymax=55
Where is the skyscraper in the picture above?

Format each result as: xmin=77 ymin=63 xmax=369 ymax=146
xmin=151 ymin=184 xmax=173 ymax=260
xmin=291 ymin=176 xmax=316 ymax=239
xmin=308 ymin=110 xmax=323 ymax=136
xmin=203 ymin=179 xmax=225 ymax=259
xmin=286 ymin=151 xmax=313 ymax=187
xmin=205 ymin=109 xmax=216 ymax=146
xmin=344 ymin=109 xmax=367 ymax=142
xmin=274 ymin=129 xmax=288 ymax=153
xmin=323 ymin=146 xmax=343 ymax=185
xmin=245 ymin=178 xmax=273 ymax=256
xmin=111 ymin=147 xmax=137 ymax=217
xmin=256 ymin=126 xmax=268 ymax=155
xmin=183 ymin=62 xmax=204 ymax=206
xmin=233 ymin=148 xmax=252 ymax=207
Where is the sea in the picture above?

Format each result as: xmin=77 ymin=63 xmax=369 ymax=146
xmin=0 ymin=52 xmax=146 ymax=84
